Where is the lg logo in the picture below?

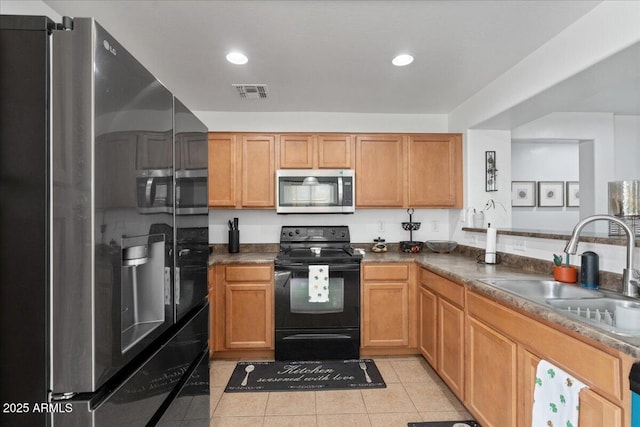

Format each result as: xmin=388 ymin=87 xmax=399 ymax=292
xmin=103 ymin=40 xmax=117 ymax=56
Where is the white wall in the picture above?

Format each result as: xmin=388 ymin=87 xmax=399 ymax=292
xmin=209 ymin=209 xmax=453 ymax=245
xmin=462 ymin=129 xmax=512 ymax=229
xmin=448 ymin=1 xmax=640 ymax=132
xmin=510 ymin=140 xmax=580 ymax=231
xmin=195 ymin=111 xmax=448 ymax=133
xmin=0 ymin=0 xmax=61 ymax=19
xmin=511 ymin=112 xmax=615 ymax=232
xmin=614 ymin=115 xmax=640 ymax=180
xmin=447 ymin=1 xmax=640 ymax=275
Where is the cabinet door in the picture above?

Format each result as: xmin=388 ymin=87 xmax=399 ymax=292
xmin=278 ymin=134 xmax=315 ymax=169
xmin=362 ymin=282 xmax=409 ymax=347
xmin=579 ymin=388 xmax=623 ymax=427
xmin=225 ymin=283 xmax=273 ymax=349
xmin=355 ymin=134 xmax=405 ymax=207
xmin=136 ymin=131 xmax=173 ymax=169
xmin=241 ymin=134 xmax=275 ymax=207
xmin=438 ymin=298 xmax=464 ymax=400
xmin=179 ymin=132 xmax=209 ymax=170
xmin=208 ymin=133 xmax=237 ymax=207
xmin=418 ymin=286 xmax=438 ymax=367
xmin=519 ymin=349 xmax=540 ymax=427
xmin=317 ymin=134 xmax=353 ymax=169
xmin=523 ymin=350 xmax=623 ymax=427
xmin=408 ymin=134 xmax=462 ymax=207
xmin=466 ymin=317 xmax=517 ymax=427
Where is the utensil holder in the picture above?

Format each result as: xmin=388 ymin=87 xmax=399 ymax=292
xmin=228 ymin=230 xmax=239 ymax=253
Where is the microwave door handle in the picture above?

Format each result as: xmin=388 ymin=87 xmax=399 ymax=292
xmin=145 ymin=177 xmax=155 ymax=206
xmin=337 ymin=176 xmax=343 ymax=206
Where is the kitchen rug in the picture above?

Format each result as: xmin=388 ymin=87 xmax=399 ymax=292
xmin=224 ymin=359 xmax=385 ymax=392
xmin=407 ymin=422 xmax=480 ymax=427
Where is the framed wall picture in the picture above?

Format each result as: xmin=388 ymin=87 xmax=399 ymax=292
xmin=538 ymin=181 xmax=564 ymax=207
xmin=566 ymin=181 xmax=580 ymax=207
xmin=511 ymin=181 xmax=536 ymax=207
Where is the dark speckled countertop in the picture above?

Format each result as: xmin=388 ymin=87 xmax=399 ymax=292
xmin=209 ymin=247 xmax=640 ymax=360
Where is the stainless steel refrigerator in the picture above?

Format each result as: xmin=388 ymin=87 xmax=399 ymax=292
xmin=0 ymin=15 xmax=210 ymax=426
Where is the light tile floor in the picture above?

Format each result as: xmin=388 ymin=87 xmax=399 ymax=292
xmin=209 ymin=355 xmax=473 ymax=427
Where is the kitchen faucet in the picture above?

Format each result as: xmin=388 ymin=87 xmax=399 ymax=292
xmin=564 ymin=214 xmax=640 ymax=297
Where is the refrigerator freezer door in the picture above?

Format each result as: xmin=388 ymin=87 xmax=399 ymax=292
xmin=53 ymin=304 xmax=209 ymax=427
xmin=51 ymin=17 xmax=175 ymax=394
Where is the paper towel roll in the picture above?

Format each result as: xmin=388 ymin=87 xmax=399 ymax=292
xmin=485 ymin=225 xmax=497 ymax=264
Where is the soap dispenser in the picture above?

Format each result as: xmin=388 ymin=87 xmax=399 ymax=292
xmin=581 ymin=251 xmax=599 ymax=289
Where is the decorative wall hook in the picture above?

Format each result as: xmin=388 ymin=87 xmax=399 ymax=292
xmin=485 ymin=151 xmax=497 ymax=192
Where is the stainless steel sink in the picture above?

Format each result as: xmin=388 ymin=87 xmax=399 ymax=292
xmin=481 ymin=279 xmax=603 ymax=302
xmin=547 ymin=297 xmax=640 ymax=336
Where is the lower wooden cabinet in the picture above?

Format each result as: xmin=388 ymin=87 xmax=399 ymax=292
xmin=361 ymin=263 xmax=415 ymax=351
xmin=418 ymin=268 xmax=465 ymax=401
xmin=211 ymin=263 xmax=274 ymax=354
xmin=466 ymin=316 xmax=518 ymax=427
xmin=466 ymin=290 xmax=630 ymax=427
xmin=418 ymin=286 xmax=437 ymax=366
xmin=438 ymin=298 xmax=465 ymax=399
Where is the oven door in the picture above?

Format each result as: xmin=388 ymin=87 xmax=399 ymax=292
xmin=274 ymin=262 xmax=360 ymax=329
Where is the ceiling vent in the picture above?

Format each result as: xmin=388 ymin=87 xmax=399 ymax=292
xmin=233 ymin=84 xmax=268 ymax=99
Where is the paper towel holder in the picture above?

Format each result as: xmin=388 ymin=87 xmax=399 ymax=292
xmin=477 ymin=222 xmax=500 ymax=265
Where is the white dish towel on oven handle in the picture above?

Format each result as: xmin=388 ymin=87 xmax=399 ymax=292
xmin=308 ymin=265 xmax=329 ymax=303
xmin=531 ymin=359 xmax=588 ymax=427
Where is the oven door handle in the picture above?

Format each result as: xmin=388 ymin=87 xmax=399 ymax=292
xmin=274 ymin=263 xmax=360 ymax=273
xmin=282 ymin=333 xmax=353 ymax=340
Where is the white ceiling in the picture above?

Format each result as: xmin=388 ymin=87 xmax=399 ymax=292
xmin=43 ymin=0 xmax=605 ymax=115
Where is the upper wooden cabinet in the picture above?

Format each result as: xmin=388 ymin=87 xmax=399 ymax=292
xmin=355 ymin=133 xmax=463 ymax=208
xmin=278 ymin=133 xmax=354 ymax=169
xmin=208 ymin=133 xmax=275 ymax=208
xmin=317 ymin=134 xmax=354 ymax=169
xmin=278 ymin=134 xmax=315 ymax=169
xmin=408 ymin=134 xmax=462 ymax=207
xmin=355 ymin=134 xmax=406 ymax=207
xmin=208 ymin=133 xmax=237 ymax=207
xmin=209 ymin=131 xmax=462 ymax=209
xmin=241 ymin=134 xmax=275 ymax=207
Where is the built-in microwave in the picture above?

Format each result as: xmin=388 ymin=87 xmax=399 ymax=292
xmin=276 ymin=169 xmax=355 ymax=214
xmin=175 ymin=169 xmax=208 ymax=215
xmin=136 ymin=169 xmax=173 ymax=213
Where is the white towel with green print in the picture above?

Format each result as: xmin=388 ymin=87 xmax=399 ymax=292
xmin=531 ymin=359 xmax=588 ymax=427
xmin=308 ymin=265 xmax=329 ymax=303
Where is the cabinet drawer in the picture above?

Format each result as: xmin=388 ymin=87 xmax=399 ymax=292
xmin=225 ymin=265 xmax=273 ymax=282
xmin=420 ymin=268 xmax=464 ymax=307
xmin=467 ymin=291 xmax=623 ymax=402
xmin=362 ymin=263 xmax=409 ymax=281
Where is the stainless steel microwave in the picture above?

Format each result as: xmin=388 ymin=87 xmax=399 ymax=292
xmin=276 ymin=169 xmax=355 ymax=214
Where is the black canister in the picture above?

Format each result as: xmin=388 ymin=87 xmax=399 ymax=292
xmin=228 ymin=229 xmax=239 ymax=253
xmin=581 ymin=251 xmax=599 ymax=289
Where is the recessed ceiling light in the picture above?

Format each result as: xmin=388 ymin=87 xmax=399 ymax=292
xmin=392 ymin=54 xmax=414 ymax=66
xmin=226 ymin=51 xmax=248 ymax=65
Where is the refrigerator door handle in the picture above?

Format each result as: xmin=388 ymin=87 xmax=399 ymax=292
xmin=175 ymin=267 xmax=181 ymax=305
xmin=164 ymin=267 xmax=171 ymax=305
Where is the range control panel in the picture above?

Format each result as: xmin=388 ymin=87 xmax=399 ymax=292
xmin=279 ymin=226 xmax=350 ymax=243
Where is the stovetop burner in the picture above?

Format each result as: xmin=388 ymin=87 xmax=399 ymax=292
xmin=275 ymin=226 xmax=362 ymax=265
